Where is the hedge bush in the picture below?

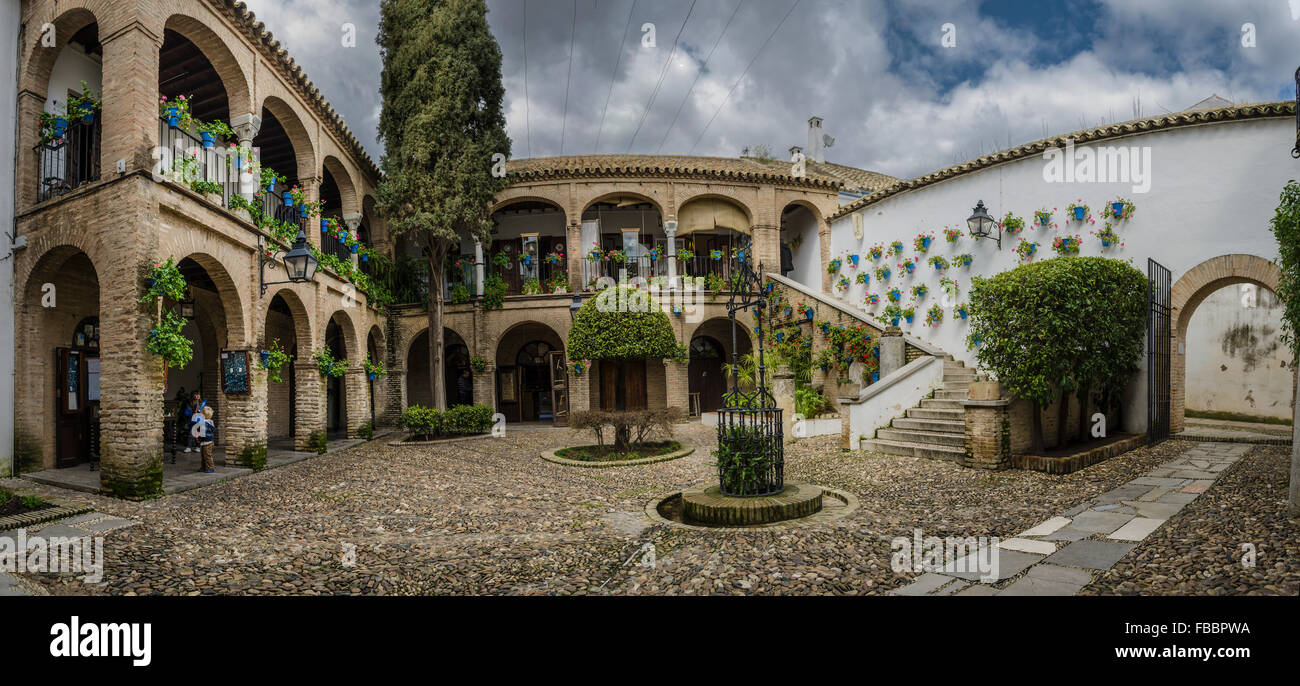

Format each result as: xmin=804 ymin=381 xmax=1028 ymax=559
xmin=402 ymin=404 xmax=494 ymax=440
xmin=567 ymin=286 xmax=678 ymax=360
xmin=570 ymin=408 xmax=683 ymax=453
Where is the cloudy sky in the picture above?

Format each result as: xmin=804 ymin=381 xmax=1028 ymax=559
xmin=240 ymin=0 xmax=1299 ymax=179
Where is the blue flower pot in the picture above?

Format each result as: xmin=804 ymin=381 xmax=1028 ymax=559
xmin=871 ymin=371 xmax=880 ymax=382
xmin=200 ymin=131 xmax=215 ymax=148
xmin=890 ymin=317 xmax=900 ymax=326
xmin=81 ymin=111 xmax=94 ymax=124
xmin=266 ymin=178 xmax=276 ymax=193
xmin=166 ymin=107 xmax=179 ymax=128
xmin=350 ymin=244 xmax=358 ymax=254
xmin=361 ymin=254 xmax=368 ymax=262
xmin=282 ymin=191 xmax=293 ymax=207
xmin=806 ymin=310 xmax=813 ymax=320
xmin=784 ymin=306 xmax=792 ymax=317
xmin=260 ymin=350 xmax=270 ymax=367
xmin=368 ymin=372 xmax=376 ymax=381
xmin=1111 ymin=202 xmax=1125 ymax=218
xmin=849 ymin=254 xmax=859 ymax=266
xmin=904 ymin=314 xmax=914 ymax=323
xmin=300 ymin=205 xmax=308 ymax=218
xmin=54 ymin=117 xmax=68 ymax=137
xmin=321 ymin=219 xmax=329 ymax=232
xmin=1073 ymin=206 xmax=1085 ymax=220
xmin=922 ymin=237 xmax=931 ymax=248
xmin=958 ymin=309 xmax=967 ymax=319
xmin=1102 ymin=239 xmax=1112 ymax=247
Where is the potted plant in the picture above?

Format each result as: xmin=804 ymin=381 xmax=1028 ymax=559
xmin=836 ymin=275 xmax=851 ymax=292
xmin=568 ymin=360 xmax=586 ymax=376
xmin=1051 ymin=234 xmax=1083 ymax=256
xmin=1092 ymin=223 xmax=1124 ymax=249
xmin=67 ymin=81 xmax=100 ymax=123
xmin=899 ymin=258 xmax=917 ymax=276
xmin=1033 ymin=208 xmax=1056 ymax=228
xmin=879 ymin=304 xmax=904 ymax=327
xmin=1103 ymin=197 xmax=1136 ymax=220
xmin=888 ymin=241 xmax=905 ymax=257
xmin=364 ymin=354 xmax=387 ymax=381
xmin=886 ymin=287 xmax=902 ymax=302
xmin=928 ymin=255 xmax=949 ymax=271
xmin=710 ymin=249 xmax=724 ymax=261
xmin=864 ymin=292 xmax=880 ymax=306
xmin=939 ymin=276 xmax=958 ymax=301
xmin=38 ymin=108 xmax=68 ymax=145
xmin=827 ymin=257 xmax=843 ymax=274
xmin=1000 ymin=212 xmax=1025 ymax=234
xmin=874 ymin=265 xmax=891 ymax=281
xmin=901 ymin=305 xmax=915 ymax=324
xmin=196 ymin=120 xmax=235 ymax=149
xmin=955 ymin=303 xmax=969 ymax=319
xmin=1015 ymin=240 xmax=1039 ymax=262
xmin=855 ymin=272 xmax=869 ymax=285
xmin=848 ymin=253 xmax=860 ymax=267
xmin=470 ymin=356 xmax=488 ymax=373
xmin=522 ymin=278 xmax=542 ymax=295
xmin=1067 ymin=200 xmax=1090 ymax=222
xmin=868 ymin=244 xmax=884 ymax=260
xmin=913 ymin=232 xmax=935 ymax=252
xmin=313 ymin=348 xmax=350 ymax=378
xmin=677 ymin=248 xmax=695 ymax=261
xmin=924 ymin=304 xmax=943 ymax=327
xmin=955 ymin=253 xmax=973 ymax=268
xmin=943 ymin=227 xmax=963 ymax=242
xmin=158 ymin=94 xmax=192 ymax=130
xmin=911 ymin=284 xmax=928 ymax=299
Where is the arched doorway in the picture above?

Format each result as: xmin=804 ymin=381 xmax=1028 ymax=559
xmin=264 ymin=292 xmax=305 ymax=441
xmin=406 ymin=327 xmax=468 ymax=409
xmin=490 ymin=199 xmax=567 ymax=294
xmin=579 ymin=194 xmax=664 ymax=288
xmin=495 ymin=322 xmax=565 ymax=423
xmin=17 ymin=247 xmax=100 ymax=469
xmin=689 ymin=336 xmax=725 ymax=414
xmin=1170 ymin=254 xmax=1284 ymax=433
xmin=325 ymin=316 xmax=349 ymax=437
xmin=445 ymin=340 xmax=471 ymax=407
xmin=36 ymin=18 xmax=102 ymax=202
xmin=366 ymin=326 xmax=385 ymax=425
xmin=780 ymin=202 xmax=822 ymax=288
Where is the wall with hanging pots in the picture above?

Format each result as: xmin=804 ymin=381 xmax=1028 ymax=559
xmin=821 ymin=109 xmax=1296 ymax=433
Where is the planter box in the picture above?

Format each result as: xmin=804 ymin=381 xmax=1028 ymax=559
xmin=204 ymin=192 xmax=223 ymax=206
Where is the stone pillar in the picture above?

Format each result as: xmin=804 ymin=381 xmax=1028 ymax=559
xmin=751 ymin=224 xmax=780 ymax=274
xmin=99 ymin=23 xmax=163 ymax=176
xmin=566 ymin=221 xmax=582 ymax=290
xmin=473 ymin=364 xmax=495 ymax=414
xmin=345 ymin=369 xmax=369 ymax=437
xmin=960 ymin=381 xmax=1010 ymax=470
xmin=224 ymin=365 xmax=269 ymax=466
xmin=97 ymin=235 xmax=165 ymax=498
xmin=664 ymin=221 xmax=678 ymax=289
xmin=773 ymin=365 xmax=796 ymax=443
xmin=293 ymin=362 xmax=326 ymax=450
xmin=474 ymin=238 xmax=486 ymax=296
xmin=878 ymin=326 xmax=905 ymax=378
xmin=344 ymin=213 xmax=363 ymax=268
xmin=231 ymin=112 xmax=262 ymax=199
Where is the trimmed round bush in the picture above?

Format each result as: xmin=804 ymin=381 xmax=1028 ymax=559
xmin=568 ymin=286 xmax=678 ymax=360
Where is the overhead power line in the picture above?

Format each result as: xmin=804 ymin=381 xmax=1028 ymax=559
xmin=596 ymin=0 xmax=639 ymax=153
xmin=626 ymin=0 xmax=699 ymax=152
xmin=560 ymin=0 xmax=577 ymax=155
xmin=689 ymin=0 xmax=801 ymax=155
xmin=656 ymin=0 xmax=745 ymax=153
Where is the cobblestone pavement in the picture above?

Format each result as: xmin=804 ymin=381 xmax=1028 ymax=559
xmin=1080 ymin=444 xmax=1299 ymax=596
xmin=10 ymin=425 xmax=1285 ymax=596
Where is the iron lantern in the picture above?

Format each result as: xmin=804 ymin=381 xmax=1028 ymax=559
xmin=967 ymin=199 xmax=1001 ymax=249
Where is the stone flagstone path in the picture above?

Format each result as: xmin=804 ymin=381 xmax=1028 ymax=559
xmin=891 ymin=442 xmax=1252 ymax=596
xmin=0 ymin=511 xmax=139 ymax=596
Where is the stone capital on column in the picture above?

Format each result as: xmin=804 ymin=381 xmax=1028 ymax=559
xmin=231 ymin=112 xmax=262 ymax=142
xmin=343 ymin=213 xmax=363 ymax=232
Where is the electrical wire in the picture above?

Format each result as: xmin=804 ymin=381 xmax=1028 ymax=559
xmin=596 ymin=0 xmax=638 ymax=153
xmin=656 ymin=0 xmax=744 ymax=153
xmin=626 ymin=0 xmax=699 ymax=152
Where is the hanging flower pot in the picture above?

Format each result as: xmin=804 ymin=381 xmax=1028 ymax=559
xmin=1111 ymin=201 xmax=1125 ymax=218
xmin=282 ymin=191 xmax=294 ymax=207
xmin=890 ymin=315 xmax=901 ymax=326
xmin=1073 ymin=206 xmax=1086 ymax=220
xmin=871 ymin=371 xmax=880 ymax=382
xmin=361 ymin=253 xmax=369 ymax=262
xmin=848 ymin=254 xmax=859 ymax=267
xmin=957 ymin=307 xmax=968 ymax=319
xmin=805 ymin=309 xmax=814 ymax=321
xmin=300 ymin=205 xmax=308 ymax=218
xmin=349 ymin=244 xmax=358 ymax=254
xmin=54 ymin=117 xmax=68 ymax=137
xmin=321 ymin=219 xmax=330 ymax=233
xmin=784 ymin=306 xmax=792 ymax=317
xmin=200 ymin=131 xmax=215 ymax=148
xmin=260 ymin=350 xmax=271 ymax=367
xmin=266 ymin=177 xmax=276 ymax=194
xmin=710 ymin=249 xmax=723 ymax=261
xmin=368 ymin=372 xmax=376 ymax=380
xmin=81 ymin=110 xmax=94 ymax=124
xmin=166 ymin=106 xmax=180 ymax=128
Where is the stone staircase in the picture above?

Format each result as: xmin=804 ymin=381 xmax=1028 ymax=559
xmin=859 ymin=358 xmax=978 ymax=461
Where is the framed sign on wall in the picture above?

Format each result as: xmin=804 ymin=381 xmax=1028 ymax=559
xmin=221 ymin=350 xmax=251 ymax=395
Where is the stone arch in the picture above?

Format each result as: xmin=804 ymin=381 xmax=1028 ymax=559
xmin=367 ymin=324 xmax=386 ymax=362
xmin=689 ymin=316 xmax=754 ymax=364
xmin=405 ymin=326 xmax=472 ymax=408
xmin=322 ymin=155 xmax=359 ymax=216
xmin=492 ymin=186 xmax=571 ymax=217
xmin=175 ymin=252 xmax=247 ymax=348
xmin=579 ymin=190 xmax=664 ymax=218
xmin=259 ymin=95 xmax=317 ymax=183
xmin=492 ymin=194 xmax=568 ymax=221
xmin=162 ymin=13 xmax=253 ymax=118
xmin=1170 ymin=254 xmax=1283 ymax=433
xmin=675 ymin=193 xmax=755 ymax=228
xmin=19 ymin=5 xmax=104 ymax=97
xmin=324 ymin=308 xmax=361 ymax=360
xmin=494 ymin=321 xmax=565 ymax=421
xmin=361 ymin=194 xmax=384 ymax=248
xmin=263 ymin=287 xmax=313 ymax=350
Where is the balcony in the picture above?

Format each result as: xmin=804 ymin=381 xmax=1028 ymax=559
xmin=35 ymin=118 xmax=101 ymax=202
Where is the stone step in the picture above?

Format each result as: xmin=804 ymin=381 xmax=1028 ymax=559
xmin=943 ymin=372 xmax=978 ymax=382
xmin=860 ymin=439 xmax=966 ymax=462
xmin=892 ymin=417 xmax=965 ymax=432
xmin=876 ymin=427 xmax=965 ymax=447
xmin=906 ymin=407 xmax=964 ymax=421
xmin=920 ymin=398 xmax=963 ymax=410
xmin=934 ymin=390 xmax=969 ymax=400
xmin=942 ymin=381 xmax=972 ymax=391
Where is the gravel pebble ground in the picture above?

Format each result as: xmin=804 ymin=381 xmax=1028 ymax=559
xmin=8 ymin=424 xmax=1286 ymax=596
xmin=1079 ymin=445 xmax=1299 ymax=596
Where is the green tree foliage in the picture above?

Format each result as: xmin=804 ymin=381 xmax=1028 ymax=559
xmin=568 ymin=287 xmax=678 ymax=360
xmin=968 ymin=256 xmax=1146 ymax=450
xmin=377 ymin=0 xmax=510 ymax=408
xmin=1269 ymin=180 xmax=1300 ymax=361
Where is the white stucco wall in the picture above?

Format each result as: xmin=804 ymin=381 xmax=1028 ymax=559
xmin=2 ymin=0 xmax=19 ymax=474
xmin=817 ymin=114 xmax=1296 ymax=431
xmin=1184 ymin=284 xmax=1291 ymax=420
xmin=781 ymin=205 xmax=821 ymax=289
xmin=45 ymin=41 xmax=102 ymax=115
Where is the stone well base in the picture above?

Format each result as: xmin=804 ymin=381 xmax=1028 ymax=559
xmin=681 ymin=483 xmax=823 ymax=526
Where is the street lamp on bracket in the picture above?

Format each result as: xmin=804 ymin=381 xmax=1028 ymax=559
xmin=967 ymin=199 xmax=1001 ymax=249
xmin=259 ymin=229 xmax=319 ymax=295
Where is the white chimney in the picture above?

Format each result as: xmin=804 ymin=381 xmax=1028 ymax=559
xmin=788 ymin=145 xmax=803 ymax=160
xmin=807 ymin=116 xmax=824 ymax=163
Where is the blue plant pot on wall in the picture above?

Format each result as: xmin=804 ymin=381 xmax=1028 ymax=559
xmin=368 ymin=372 xmax=376 ymax=381
xmin=806 ymin=310 xmax=814 ymax=321
xmin=890 ymin=316 xmax=901 ymax=326
xmin=300 ymin=205 xmax=308 ymax=218
xmin=266 ymin=178 xmax=276 ymax=194
xmin=1111 ymin=202 xmax=1125 ymax=218
xmin=1073 ymin=206 xmax=1085 ymax=220
xmin=259 ymin=350 xmax=270 ymax=367
xmin=200 ymin=131 xmax=215 ymax=148
xmin=871 ymin=371 xmax=880 ymax=382
xmin=321 ymin=219 xmax=330 ymax=232
xmin=282 ymin=191 xmax=293 ymax=207
xmin=81 ymin=111 xmax=94 ymax=124
xmin=361 ymin=253 xmax=368 ymax=262
xmin=166 ymin=107 xmax=180 ymax=128
xmin=54 ymin=117 xmax=68 ymax=137
xmin=350 ymin=244 xmax=358 ymax=254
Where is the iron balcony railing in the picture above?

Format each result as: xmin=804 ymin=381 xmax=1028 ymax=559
xmin=581 ymin=255 xmax=677 ymax=287
xmin=35 ymin=117 xmax=100 ymax=202
xmin=157 ymin=116 xmax=246 ymax=208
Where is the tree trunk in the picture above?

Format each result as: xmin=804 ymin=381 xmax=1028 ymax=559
xmin=1030 ymin=403 xmax=1045 ymax=453
xmin=427 ymin=243 xmax=448 ymax=410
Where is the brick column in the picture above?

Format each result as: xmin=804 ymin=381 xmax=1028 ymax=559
xmin=566 ymin=221 xmax=582 ymax=290
xmin=960 ymin=381 xmax=1011 ymax=470
xmin=298 ymin=176 xmax=321 ymax=249
xmin=384 ymin=369 xmax=406 ymax=425
xmin=751 ymin=224 xmax=780 ymax=275
xmin=98 ymin=258 xmax=165 ymax=499
xmin=99 ymin=23 xmax=163 ymax=176
xmin=569 ymin=364 xmax=591 ymax=413
xmin=773 ymin=365 xmax=796 ymax=443
xmin=664 ymin=357 xmax=689 ymax=415
xmin=293 ymin=362 xmax=326 ymax=450
xmin=345 ymin=369 xmax=369 ymax=437
xmin=16 ymin=91 xmax=44 ymax=209
xmin=224 ymin=369 xmax=268 ymax=466
xmin=473 ymin=364 xmax=495 ymax=412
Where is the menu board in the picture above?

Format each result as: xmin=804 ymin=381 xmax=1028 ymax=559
xmin=221 ymin=350 xmax=250 ymax=395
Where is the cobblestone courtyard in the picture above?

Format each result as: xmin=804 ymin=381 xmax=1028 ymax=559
xmin=5 ymin=424 xmax=1297 ymax=596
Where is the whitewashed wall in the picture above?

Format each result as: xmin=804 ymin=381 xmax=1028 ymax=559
xmin=1185 ymin=285 xmax=1291 ymax=420
xmin=818 ymin=115 xmax=1297 ymax=431
xmin=781 ymin=206 xmax=821 ymax=289
xmin=46 ymin=42 xmax=101 ymax=114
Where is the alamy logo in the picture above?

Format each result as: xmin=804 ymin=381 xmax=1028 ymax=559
xmin=1042 ymin=138 xmax=1152 ymax=193
xmin=50 ymin=616 xmax=152 ymax=667
xmin=891 ymin=528 xmax=1001 ymax=582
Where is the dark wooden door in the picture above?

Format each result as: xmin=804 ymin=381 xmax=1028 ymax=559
xmin=491 ymin=238 xmax=522 ymax=294
xmin=600 ymin=361 xmax=618 ymax=411
xmin=599 ymin=360 xmax=648 ymax=411
xmin=625 ymin=361 xmax=646 ymax=410
xmin=55 ymin=348 xmax=88 ymax=467
xmin=549 ymin=351 xmax=569 ymax=427
xmin=689 ymin=337 xmax=725 ymax=412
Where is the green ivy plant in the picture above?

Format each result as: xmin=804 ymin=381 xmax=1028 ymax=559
xmin=261 ymin=338 xmax=293 ymax=383
xmin=1269 ymin=180 xmax=1300 ymax=361
xmin=147 ymin=311 xmax=194 ymax=370
xmin=314 ymin=348 xmax=350 ymax=378
xmin=364 ymin=354 xmax=387 ymax=379
xmin=141 ymin=257 xmax=187 ymax=305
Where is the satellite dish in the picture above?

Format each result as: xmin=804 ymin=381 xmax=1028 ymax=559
xmin=823 ymin=134 xmax=835 ymax=148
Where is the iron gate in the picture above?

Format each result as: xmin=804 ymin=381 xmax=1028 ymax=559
xmin=1147 ymin=258 xmax=1172 ymax=445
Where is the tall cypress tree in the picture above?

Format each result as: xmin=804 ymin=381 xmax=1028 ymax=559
xmin=377 ymin=0 xmax=510 ymax=409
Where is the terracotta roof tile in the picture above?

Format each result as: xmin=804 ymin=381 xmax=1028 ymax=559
xmin=506 ymin=153 xmax=894 ymax=191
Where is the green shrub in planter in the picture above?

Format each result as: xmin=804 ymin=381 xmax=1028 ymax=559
xmin=444 ymin=404 xmax=493 ymax=435
xmin=401 ymin=405 xmax=444 ymax=439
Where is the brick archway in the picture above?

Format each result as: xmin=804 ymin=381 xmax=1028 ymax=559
xmin=1170 ymin=254 xmax=1282 ymax=433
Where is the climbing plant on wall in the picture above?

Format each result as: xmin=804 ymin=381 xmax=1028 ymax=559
xmin=1269 ymin=180 xmax=1300 ymax=361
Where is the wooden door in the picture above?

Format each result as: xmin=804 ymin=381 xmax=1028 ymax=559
xmin=55 ymin=348 xmax=86 ymax=467
xmin=549 ymin=350 xmax=569 ymax=427
xmin=625 ymin=361 xmax=646 ymax=410
xmin=600 ymin=361 xmax=618 ymax=411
